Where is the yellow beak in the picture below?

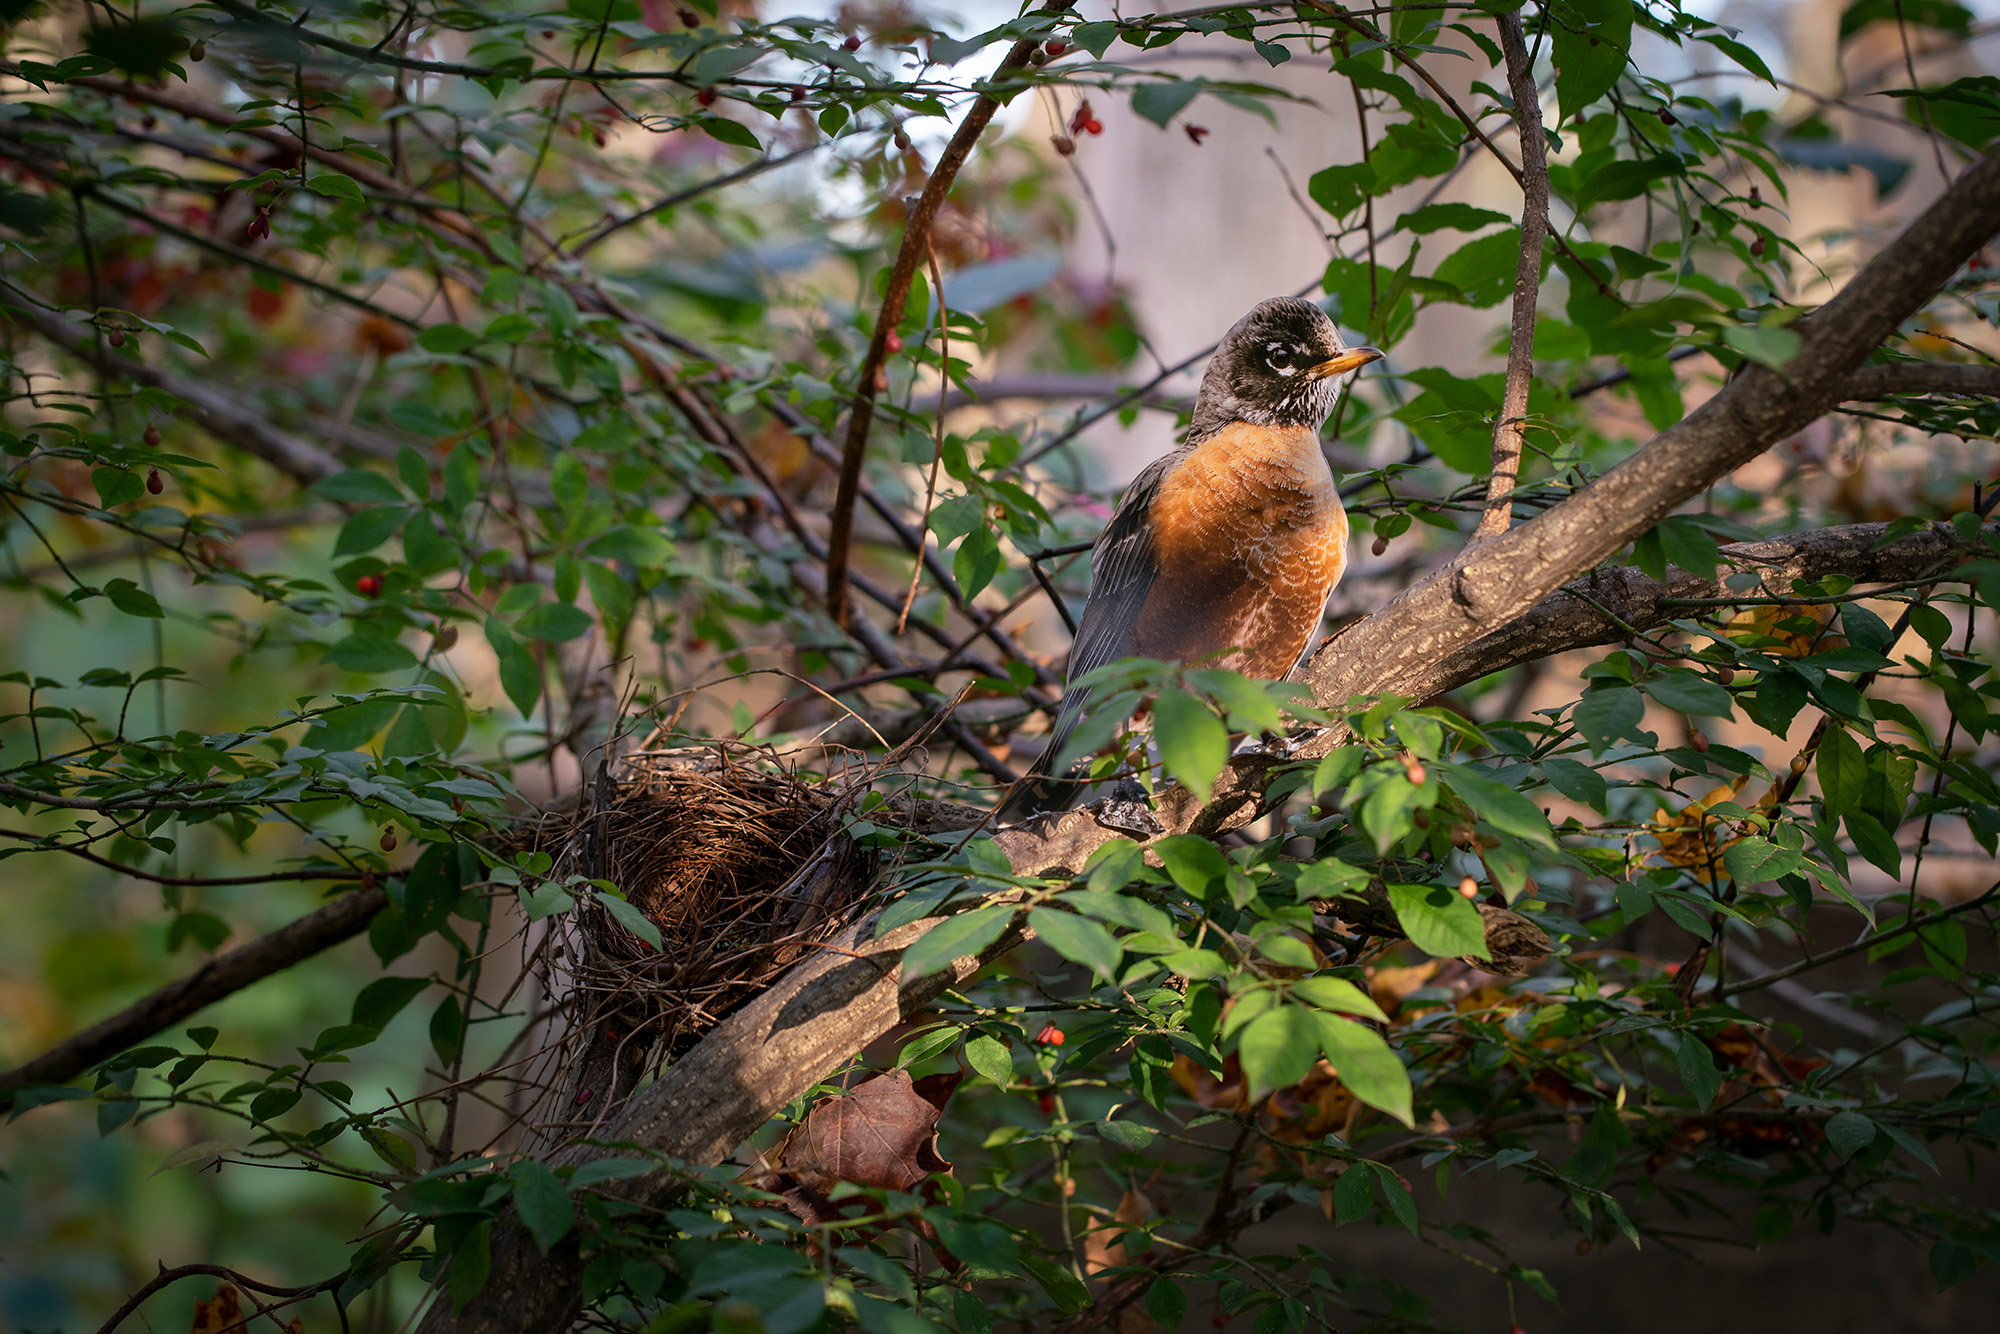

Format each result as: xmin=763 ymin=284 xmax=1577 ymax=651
xmin=1311 ymin=346 xmax=1384 ymax=378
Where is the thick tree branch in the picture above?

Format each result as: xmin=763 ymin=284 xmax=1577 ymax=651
xmin=1474 ymin=12 xmax=1550 ymax=540
xmin=822 ymin=4 xmax=1065 ymax=627
xmin=0 ymin=887 xmax=386 ymax=1103
xmin=1306 ymin=145 xmax=2000 ymax=709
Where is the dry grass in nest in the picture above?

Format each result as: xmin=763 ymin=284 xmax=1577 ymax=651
xmin=531 ymin=747 xmax=881 ymax=1103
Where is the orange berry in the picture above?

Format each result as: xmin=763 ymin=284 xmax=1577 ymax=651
xmin=1035 ymin=1024 xmax=1064 ymax=1046
xmin=1458 ymin=876 xmax=1479 ymax=899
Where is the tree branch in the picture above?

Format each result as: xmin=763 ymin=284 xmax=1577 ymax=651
xmin=821 ymin=4 xmax=1064 ymax=627
xmin=1474 ymin=12 xmax=1550 ymax=540
xmin=4 ymin=301 xmax=346 ymax=485
xmin=0 ymin=887 xmax=386 ymax=1103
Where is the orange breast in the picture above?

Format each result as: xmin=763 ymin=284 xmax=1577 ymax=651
xmin=1134 ymin=421 xmax=1349 ymax=678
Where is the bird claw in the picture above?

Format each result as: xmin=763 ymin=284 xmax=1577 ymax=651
xmin=1089 ymin=796 xmax=1163 ymax=838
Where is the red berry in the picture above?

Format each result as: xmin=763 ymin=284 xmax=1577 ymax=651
xmin=434 ymin=625 xmax=459 ymax=652
xmin=190 ymin=40 xmax=205 ymax=62
xmin=1051 ymin=134 xmax=1076 ymax=157
xmin=1750 ymin=234 xmax=1766 ymax=259
xmin=843 ymin=33 xmax=861 ymax=51
xmin=790 ymin=84 xmax=806 ymax=102
xmin=696 ymin=87 xmax=717 ymax=107
xmin=883 ymin=330 xmax=903 ymax=354
xmin=146 ymin=467 xmax=163 ymax=495
xmin=379 ymin=827 xmax=397 ymax=851
xmin=1069 ymin=100 xmax=1095 ymax=137
xmin=679 ymin=6 xmax=699 ymax=26
xmin=107 ymin=329 xmax=126 ymax=348
xmin=1184 ymin=124 xmax=1210 ymax=145
xmin=1035 ymin=1024 xmax=1064 ymax=1046
xmin=871 ymin=366 xmax=888 ymax=393
xmin=1658 ymin=106 xmax=1677 ymax=126
xmin=1045 ymin=40 xmax=1067 ymax=56
xmin=1083 ymin=118 xmax=1103 ymax=135
xmin=1371 ymin=535 xmax=1389 ymax=556
xmin=1037 ymin=1092 xmax=1055 ymax=1115
xmin=355 ymin=574 xmax=381 ymax=597
xmin=142 ymin=425 xmax=162 ymax=447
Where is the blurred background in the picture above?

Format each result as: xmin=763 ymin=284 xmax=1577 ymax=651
xmin=3 ymin=1 xmax=1999 ymax=1330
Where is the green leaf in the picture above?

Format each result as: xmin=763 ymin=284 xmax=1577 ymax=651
xmin=1019 ymin=1253 xmax=1091 ymax=1313
xmin=587 ymin=525 xmax=674 ymax=566
xmin=448 ymin=1221 xmax=492 ymax=1313
xmin=1153 ymin=687 xmax=1227 ymax=800
xmin=1314 ymin=1014 xmax=1413 ymax=1126
xmin=428 ymin=994 xmax=464 ymax=1066
xmin=1257 ymin=933 xmax=1316 ymax=969
xmin=515 ymin=601 xmax=595 ymax=643
xmin=900 ymin=904 xmax=1014 ymax=980
xmin=1573 ymin=686 xmax=1645 ymax=755
xmin=103 ymin=578 xmax=163 ymax=619
xmin=1818 ymin=727 xmax=1866 ymax=818
xmin=1292 ymin=975 xmax=1389 ymax=1023
xmin=1643 ymin=669 xmax=1734 ymax=718
xmin=1722 ymin=324 xmax=1801 ymax=371
xmin=954 ymin=525 xmax=1001 ymax=600
xmin=351 ymin=976 xmax=430 ymax=1030
xmin=1395 ymin=203 xmax=1510 ymax=234
xmin=1438 ymin=762 xmax=1556 ymax=849
xmin=1825 ymin=1108 xmax=1877 ymax=1161
xmin=334 ymin=506 xmax=410 ymax=556
xmin=1549 ymin=0 xmax=1633 ymax=123
xmin=483 ymin=618 xmax=542 ymax=719
xmin=324 ymin=633 xmax=418 ymax=674
xmin=1432 ymin=229 xmax=1522 ymax=308
xmin=359 ymin=1126 xmax=417 ymax=1174
xmin=92 ymin=467 xmax=144 ymax=508
xmin=1333 ymin=1162 xmax=1374 ymax=1223
xmin=510 ymin=1160 xmax=574 ymax=1253
xmin=1153 ymin=834 xmax=1229 ymax=898
xmin=1027 ymin=906 xmax=1122 ymax=981
xmin=305 ymin=173 xmax=364 ymax=202
xmin=1844 ymin=810 xmax=1902 ymax=878
xmin=1145 ymin=1277 xmax=1187 ymax=1331
xmin=696 ymin=116 xmax=761 ymax=151
xmin=1387 ymin=882 xmax=1487 ymax=960
xmin=1677 ymin=1034 xmax=1721 ymax=1108
xmin=1158 ymin=948 xmax=1229 ymax=979
xmin=1132 ymin=78 xmax=1202 ymax=127
xmin=963 ymin=1033 xmax=1013 ymax=1085
xmin=595 ymin=891 xmax=662 ymax=950
xmin=416 ymin=323 xmax=478 ymax=355
xmin=1237 ymin=1005 xmax=1321 ymax=1100
xmin=312 ymin=468 xmax=406 ymax=504
xmin=1540 ymin=756 xmax=1609 ymax=813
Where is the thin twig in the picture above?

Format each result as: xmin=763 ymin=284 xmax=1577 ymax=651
xmin=897 ymin=242 xmax=951 ymax=635
xmin=823 ymin=5 xmax=1064 ymax=626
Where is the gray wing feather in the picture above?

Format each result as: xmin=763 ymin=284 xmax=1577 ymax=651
xmin=999 ymin=453 xmax=1178 ymax=820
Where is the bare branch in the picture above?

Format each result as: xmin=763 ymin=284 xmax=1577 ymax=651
xmin=0 ymin=888 xmax=386 ymax=1102
xmin=5 ymin=302 xmax=346 ymax=485
xmin=1474 ymin=12 xmax=1550 ymax=540
xmin=822 ymin=4 xmax=1065 ymax=627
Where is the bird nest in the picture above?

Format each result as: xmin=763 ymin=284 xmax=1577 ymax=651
xmin=522 ymin=746 xmax=883 ymax=1126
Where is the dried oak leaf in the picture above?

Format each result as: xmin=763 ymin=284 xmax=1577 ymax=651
xmin=191 ymin=1284 xmax=244 ymax=1334
xmin=771 ymin=1070 xmax=961 ymax=1226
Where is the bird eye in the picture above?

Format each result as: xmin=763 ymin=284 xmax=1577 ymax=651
xmin=1266 ymin=348 xmax=1292 ymax=370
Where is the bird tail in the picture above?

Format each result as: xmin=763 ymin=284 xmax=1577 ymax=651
xmin=995 ymin=689 xmax=1092 ymax=823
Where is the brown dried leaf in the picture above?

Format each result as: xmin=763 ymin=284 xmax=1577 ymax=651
xmin=191 ymin=1284 xmax=245 ymax=1334
xmin=773 ymin=1069 xmax=961 ymax=1225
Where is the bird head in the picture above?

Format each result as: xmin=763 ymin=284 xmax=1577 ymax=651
xmin=1188 ymin=297 xmax=1382 ymax=439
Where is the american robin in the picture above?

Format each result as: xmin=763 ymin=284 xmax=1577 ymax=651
xmin=1000 ymin=297 xmax=1381 ymax=820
